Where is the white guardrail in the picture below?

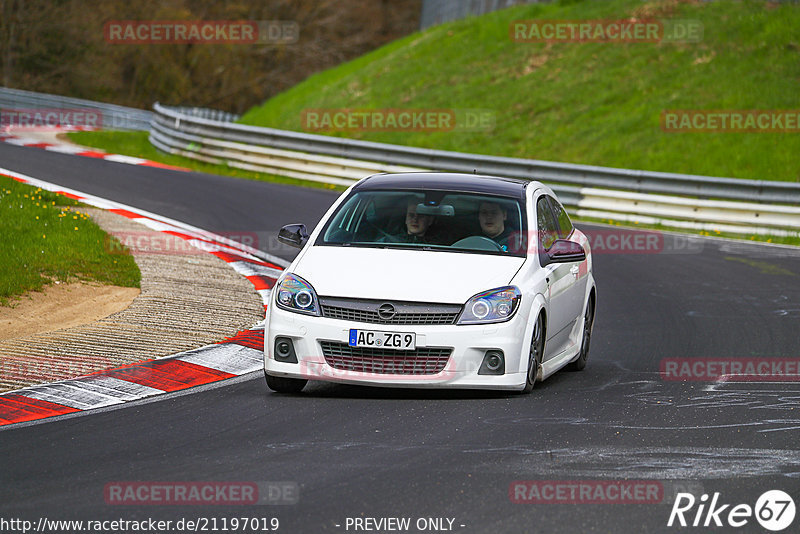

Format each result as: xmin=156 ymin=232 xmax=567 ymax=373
xmin=0 ymin=87 xmax=152 ymax=131
xmin=149 ymin=103 xmax=800 ymax=237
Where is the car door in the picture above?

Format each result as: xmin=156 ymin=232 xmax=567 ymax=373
xmin=536 ymin=195 xmax=580 ymax=359
xmin=548 ymin=195 xmax=587 ymax=343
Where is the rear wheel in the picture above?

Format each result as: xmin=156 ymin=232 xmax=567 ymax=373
xmin=521 ymin=313 xmax=544 ymax=394
xmin=566 ymin=297 xmax=594 ymax=372
xmin=265 ymin=371 xmax=307 ymax=394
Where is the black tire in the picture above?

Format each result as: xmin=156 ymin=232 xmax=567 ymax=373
xmin=566 ymin=297 xmax=594 ymax=372
xmin=265 ymin=371 xmax=307 ymax=394
xmin=521 ymin=313 xmax=545 ymax=394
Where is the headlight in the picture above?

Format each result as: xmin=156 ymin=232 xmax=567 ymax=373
xmin=275 ymin=273 xmax=320 ymax=316
xmin=458 ymin=286 xmax=521 ymax=325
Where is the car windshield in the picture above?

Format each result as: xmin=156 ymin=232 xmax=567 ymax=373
xmin=317 ymin=190 xmax=527 ymax=257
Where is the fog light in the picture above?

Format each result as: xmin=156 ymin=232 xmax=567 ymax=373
xmin=486 ymin=353 xmax=503 ymax=371
xmin=478 ymin=350 xmax=505 ymax=375
xmin=273 ymin=337 xmax=298 ymax=363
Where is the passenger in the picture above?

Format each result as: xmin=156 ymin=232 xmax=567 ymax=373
xmin=478 ymin=201 xmax=514 ymax=252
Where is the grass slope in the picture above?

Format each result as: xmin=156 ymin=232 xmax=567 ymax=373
xmin=0 ymin=175 xmax=140 ymax=305
xmin=240 ymin=0 xmax=800 ymax=182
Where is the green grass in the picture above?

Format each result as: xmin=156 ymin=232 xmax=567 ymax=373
xmin=0 ymin=175 xmax=141 ymax=306
xmin=66 ymin=130 xmax=346 ymax=192
xmin=239 ymin=0 xmax=800 ymax=183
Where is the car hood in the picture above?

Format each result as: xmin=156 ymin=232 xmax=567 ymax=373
xmin=292 ymin=246 xmax=525 ymax=303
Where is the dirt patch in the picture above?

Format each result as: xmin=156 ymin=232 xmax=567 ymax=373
xmin=0 ymin=282 xmax=139 ymax=341
xmin=0 ymin=207 xmax=265 ymax=393
xmin=630 ymin=0 xmax=701 ymax=19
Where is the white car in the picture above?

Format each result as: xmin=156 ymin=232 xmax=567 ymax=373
xmin=264 ymin=173 xmax=596 ymax=394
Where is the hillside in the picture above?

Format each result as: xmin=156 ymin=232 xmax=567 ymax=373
xmin=239 ymin=0 xmax=800 ymax=182
xmin=0 ymin=0 xmax=420 ymax=113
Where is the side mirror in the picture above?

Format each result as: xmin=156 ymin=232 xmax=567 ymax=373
xmin=547 ymin=239 xmax=586 ymax=263
xmin=278 ymin=224 xmax=309 ymax=249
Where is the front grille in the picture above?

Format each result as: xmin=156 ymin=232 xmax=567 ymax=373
xmin=321 ymin=307 xmax=460 ymax=325
xmin=320 ymin=341 xmax=452 ymax=375
xmin=319 ymin=297 xmax=461 ymax=326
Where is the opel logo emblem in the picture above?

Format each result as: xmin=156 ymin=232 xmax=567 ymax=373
xmin=377 ymin=303 xmax=396 ymax=321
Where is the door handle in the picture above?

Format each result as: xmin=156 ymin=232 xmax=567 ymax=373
xmin=570 ymin=265 xmax=579 ymax=275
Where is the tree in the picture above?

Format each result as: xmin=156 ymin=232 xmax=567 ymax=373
xmin=0 ymin=0 xmax=422 ymax=113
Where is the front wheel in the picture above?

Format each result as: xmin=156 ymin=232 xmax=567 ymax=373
xmin=566 ymin=297 xmax=594 ymax=372
xmin=265 ymin=371 xmax=307 ymax=394
xmin=521 ymin=313 xmax=544 ymax=394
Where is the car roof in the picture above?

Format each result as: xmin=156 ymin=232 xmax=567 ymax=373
xmin=353 ymin=172 xmax=529 ymax=200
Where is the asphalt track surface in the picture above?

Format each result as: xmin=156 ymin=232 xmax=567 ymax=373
xmin=1 ymin=142 xmax=799 ymax=533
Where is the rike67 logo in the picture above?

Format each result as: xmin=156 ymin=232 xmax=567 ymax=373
xmin=668 ymin=490 xmax=795 ymax=531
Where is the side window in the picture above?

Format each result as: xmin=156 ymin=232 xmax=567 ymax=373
xmin=549 ymin=196 xmax=573 ymax=239
xmin=536 ymin=196 xmax=558 ymax=251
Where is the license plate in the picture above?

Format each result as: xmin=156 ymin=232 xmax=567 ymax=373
xmin=349 ymin=329 xmax=416 ymax=350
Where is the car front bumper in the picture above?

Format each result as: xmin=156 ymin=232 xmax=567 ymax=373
xmin=264 ymin=304 xmax=532 ymax=391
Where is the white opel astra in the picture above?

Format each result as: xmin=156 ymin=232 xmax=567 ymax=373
xmin=264 ymin=173 xmax=596 ymax=394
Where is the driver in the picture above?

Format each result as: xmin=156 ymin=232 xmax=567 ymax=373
xmin=478 ymin=201 xmax=513 ymax=252
xmin=381 ymin=198 xmax=438 ymax=244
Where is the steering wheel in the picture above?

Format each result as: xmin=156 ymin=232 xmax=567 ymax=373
xmin=451 ymin=235 xmax=503 ymax=252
